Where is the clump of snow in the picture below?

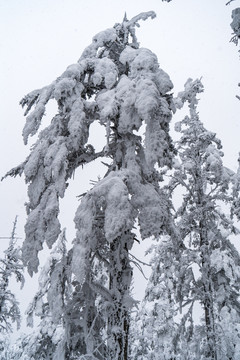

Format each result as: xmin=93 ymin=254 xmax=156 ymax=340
xmin=135 ymin=78 xmax=159 ymax=121
xmin=24 ymin=141 xmax=45 ymax=181
xmin=79 ymin=28 xmax=117 ymax=60
xmin=222 ymin=166 xmax=235 ymax=183
xmin=130 ymin=179 xmax=168 ymax=239
xmin=104 ymin=176 xmax=134 ymax=242
xmin=116 ymin=76 xmax=142 ymax=133
xmin=119 ymin=46 xmax=137 ymax=65
xmin=72 ymin=242 xmax=88 ymax=284
xmin=67 ymin=97 xmax=89 ymax=151
xmin=72 ymin=171 xmax=138 ymax=282
xmin=72 ymin=195 xmax=96 ymax=282
xmin=62 ymin=63 xmax=82 ymax=80
xmin=97 ymin=88 xmax=118 ymax=120
xmin=44 ymin=140 xmax=66 ymax=177
xmin=27 ymin=165 xmax=46 ymax=207
xmin=22 ymin=85 xmax=54 ymax=144
xmin=43 ymin=189 xmax=61 ymax=246
xmin=176 ymin=78 xmax=204 ymax=107
xmin=205 ymin=144 xmax=223 ymax=179
xmin=153 ymin=68 xmax=173 ymax=95
xmin=93 ymin=58 xmax=118 ymax=89
xmin=211 ymin=249 xmax=240 ymax=283
xmin=174 ymin=96 xmax=184 ymax=109
xmin=23 ymin=186 xmax=61 ymax=275
xmin=54 ymin=78 xmax=76 ymax=101
xmin=120 ymin=47 xmax=173 ymax=95
xmin=121 ymin=47 xmax=158 ymax=78
xmin=93 ymin=28 xmax=118 ymax=47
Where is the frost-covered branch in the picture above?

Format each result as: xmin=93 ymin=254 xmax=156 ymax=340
xmin=123 ymin=11 xmax=156 ymax=47
xmin=129 ymin=253 xmax=149 ymax=280
xmin=1 ymin=161 xmax=26 ymax=181
xmin=89 ymin=281 xmax=113 ymax=303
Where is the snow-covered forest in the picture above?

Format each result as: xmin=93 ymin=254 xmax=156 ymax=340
xmin=0 ymin=0 xmax=240 ymax=359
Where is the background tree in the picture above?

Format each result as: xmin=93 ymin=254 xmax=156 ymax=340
xmin=7 ymin=230 xmax=68 ymax=360
xmin=0 ymin=217 xmax=24 ymax=360
xmin=0 ymin=216 xmax=24 ymax=334
xmin=171 ymin=78 xmax=240 ymax=359
xmin=130 ymin=238 xmax=179 ymax=360
xmin=3 ymin=12 xmax=177 ymax=359
xmin=133 ymin=79 xmax=240 ymax=360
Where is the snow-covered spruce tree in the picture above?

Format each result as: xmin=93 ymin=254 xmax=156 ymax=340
xmin=0 ymin=216 xmax=24 ymax=334
xmin=130 ymin=237 xmax=179 ymax=360
xmin=134 ymin=79 xmax=240 ymax=360
xmin=0 ymin=217 xmax=24 ymax=360
xmin=171 ymin=79 xmax=240 ymax=359
xmin=4 ymin=12 xmax=176 ymax=359
xmin=8 ymin=230 xmax=68 ymax=360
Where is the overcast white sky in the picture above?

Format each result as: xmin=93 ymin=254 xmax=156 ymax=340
xmin=0 ymin=0 xmax=240 ymax=336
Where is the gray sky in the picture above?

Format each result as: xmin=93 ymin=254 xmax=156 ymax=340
xmin=0 ymin=0 xmax=239 ymax=336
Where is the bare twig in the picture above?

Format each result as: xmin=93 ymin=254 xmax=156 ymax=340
xmin=129 ymin=252 xmax=150 ymax=267
xmin=226 ymin=0 xmax=237 ymax=5
xmin=129 ymin=253 xmax=150 ymax=280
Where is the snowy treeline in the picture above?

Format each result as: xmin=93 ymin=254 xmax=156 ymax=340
xmin=1 ymin=8 xmax=240 ymax=360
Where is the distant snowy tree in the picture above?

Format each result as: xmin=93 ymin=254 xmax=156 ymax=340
xmin=8 ymin=230 xmax=68 ymax=360
xmin=0 ymin=217 xmax=24 ymax=360
xmin=130 ymin=238 xmax=179 ymax=360
xmin=3 ymin=12 xmax=176 ymax=359
xmin=134 ymin=79 xmax=240 ymax=360
xmin=0 ymin=217 xmax=24 ymax=334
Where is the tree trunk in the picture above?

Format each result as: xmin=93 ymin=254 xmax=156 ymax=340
xmin=200 ymin=219 xmax=218 ymax=360
xmin=202 ymin=279 xmax=217 ymax=360
xmin=196 ymin=164 xmax=217 ymax=360
xmin=108 ymin=233 xmax=133 ymax=360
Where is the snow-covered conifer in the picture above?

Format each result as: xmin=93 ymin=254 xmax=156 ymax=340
xmin=4 ymin=12 xmax=176 ymax=359
xmin=0 ymin=217 xmax=24 ymax=335
xmin=135 ymin=79 xmax=240 ymax=360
